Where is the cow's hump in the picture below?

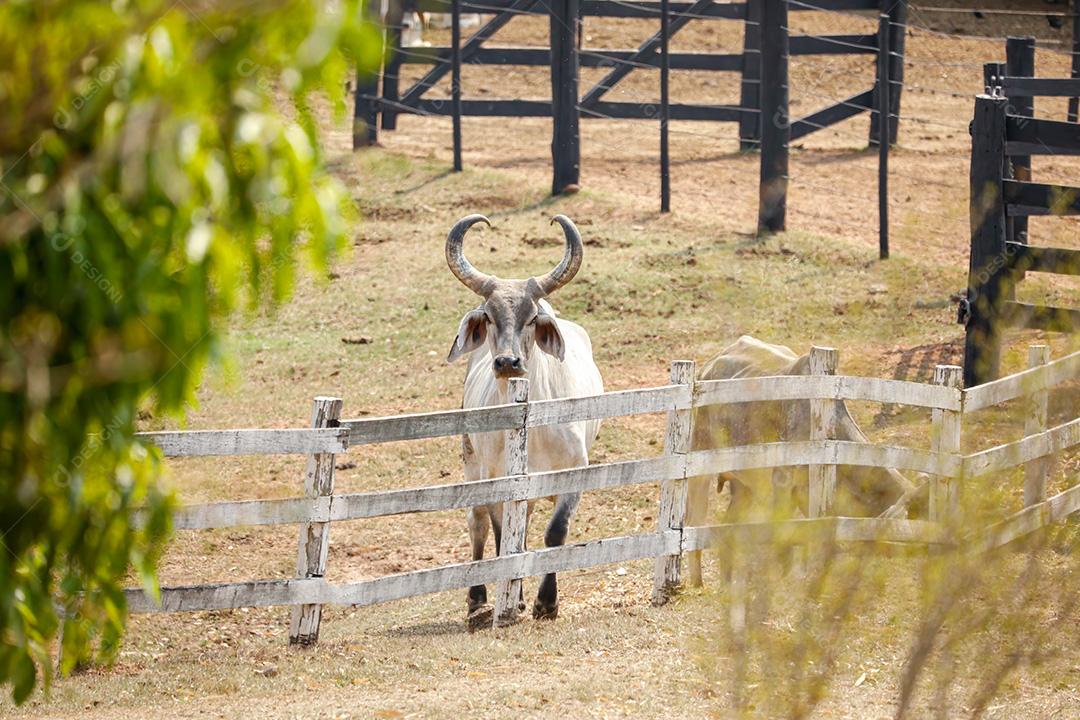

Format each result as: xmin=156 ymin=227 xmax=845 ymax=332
xmin=699 ymin=335 xmax=801 ymax=380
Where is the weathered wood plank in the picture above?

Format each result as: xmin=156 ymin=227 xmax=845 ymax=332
xmin=331 ymin=456 xmax=684 ymax=520
xmin=343 ymin=385 xmax=688 ymax=445
xmin=171 ymin=497 xmax=330 ymax=530
xmin=127 ymin=577 xmax=325 ymax=613
xmin=402 ymin=47 xmax=744 ymax=71
xmin=1001 ymin=76 xmax=1080 ymax=98
xmin=694 ymin=374 xmax=961 ymax=411
xmin=682 ymin=517 xmax=952 ymax=550
xmin=963 ymin=349 xmax=1080 ymax=411
xmin=808 ymin=347 xmax=839 ymax=518
xmin=167 ymin=455 xmax=685 ymax=531
xmin=653 ymin=361 xmax=694 ymax=604
xmin=685 ymin=441 xmax=960 ymax=478
xmin=1024 ymin=346 xmax=1051 ymax=508
xmin=1048 ymin=481 xmax=1080 ymax=522
xmin=1009 ymin=302 xmax=1080 ymax=333
xmin=964 ymin=416 xmax=1080 ymax=478
xmin=578 ymin=1 xmax=746 ymax=21
xmin=789 ymin=34 xmax=876 ymax=55
xmin=1006 ymin=114 xmax=1080 ymax=155
xmin=342 ymin=404 xmax=526 ymax=445
xmin=128 ymin=531 xmax=678 ymax=613
xmin=1003 ymin=180 xmax=1080 ymax=217
xmin=965 ymin=95 xmax=1011 ymax=387
xmin=586 ymin=102 xmax=746 ymax=122
xmin=930 ymin=366 xmax=963 ymax=523
xmin=790 ymin=90 xmax=873 ymax=141
xmin=161 ymin=443 xmax=970 ymax=532
xmin=495 ymin=378 xmax=529 ymax=626
xmin=528 ymin=385 xmax=689 ymax=428
xmin=290 ymin=397 xmax=342 ymax=645
xmin=1006 ymin=243 xmax=1080 ymax=275
xmin=968 ymin=482 xmax=1080 ymax=554
xmin=758 ymin=0 xmax=789 ymax=232
xmin=139 ymin=428 xmax=348 ymax=457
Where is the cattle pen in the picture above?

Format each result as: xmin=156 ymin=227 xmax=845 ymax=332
xmin=125 ymin=344 xmax=1080 ymax=643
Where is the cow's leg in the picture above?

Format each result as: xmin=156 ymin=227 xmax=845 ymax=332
xmin=534 ymin=491 xmax=579 ymax=619
xmin=466 ymin=505 xmax=494 ymax=630
xmin=685 ymin=474 xmax=714 ymax=587
xmin=726 ymin=478 xmax=754 ymax=521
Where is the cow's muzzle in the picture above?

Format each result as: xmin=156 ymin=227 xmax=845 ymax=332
xmin=492 ymin=355 xmax=526 ymax=378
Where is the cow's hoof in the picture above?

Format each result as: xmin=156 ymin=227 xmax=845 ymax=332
xmin=532 ymin=601 xmax=559 ymax=620
xmin=467 ymin=604 xmax=493 ymax=632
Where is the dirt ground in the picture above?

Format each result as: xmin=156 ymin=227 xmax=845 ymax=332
xmin=7 ymin=3 xmax=1080 ymax=719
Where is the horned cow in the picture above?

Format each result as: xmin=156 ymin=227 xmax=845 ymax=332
xmin=445 ymin=214 xmax=603 ymax=628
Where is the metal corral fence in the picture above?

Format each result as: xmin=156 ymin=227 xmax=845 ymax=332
xmin=129 ymin=345 xmax=1080 ymax=643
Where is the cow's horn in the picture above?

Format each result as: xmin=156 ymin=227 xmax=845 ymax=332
xmin=446 ymin=214 xmax=495 ymax=296
xmin=534 ymin=215 xmax=583 ymax=296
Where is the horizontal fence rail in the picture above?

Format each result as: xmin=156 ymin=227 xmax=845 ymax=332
xmin=694 ymin=374 xmax=962 ymax=410
xmin=137 ymin=428 xmax=350 ymax=457
xmin=129 ymin=348 xmax=1080 ymax=643
xmin=127 ymin=531 xmax=680 ymax=614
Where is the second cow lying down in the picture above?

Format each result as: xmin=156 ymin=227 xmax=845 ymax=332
xmin=685 ymin=336 xmax=920 ymax=586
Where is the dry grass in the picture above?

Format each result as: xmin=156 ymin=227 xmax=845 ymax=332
xmin=6 ymin=5 xmax=1080 ymax=718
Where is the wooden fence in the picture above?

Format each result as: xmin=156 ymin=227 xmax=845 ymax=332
xmin=963 ymin=49 xmax=1080 ymax=387
xmin=128 ymin=345 xmax=1080 ymax=643
xmin=356 ymin=0 xmax=905 ymax=216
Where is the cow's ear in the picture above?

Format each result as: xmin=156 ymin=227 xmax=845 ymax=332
xmin=447 ymin=308 xmax=488 ymax=362
xmin=534 ymin=312 xmax=565 ymax=361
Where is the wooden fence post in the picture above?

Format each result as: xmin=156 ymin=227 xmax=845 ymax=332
xmin=550 ymin=0 xmax=581 ymax=195
xmin=877 ymin=12 xmax=890 ymax=260
xmin=652 ymin=360 xmax=695 ymax=605
xmin=289 ymin=396 xmax=344 ymax=645
xmin=1070 ymin=0 xmax=1080 ymax=123
xmin=808 ymin=347 xmax=838 ymax=518
xmin=659 ymin=0 xmax=671 ymax=213
xmin=380 ymin=1 xmax=405 ymax=131
xmin=930 ymin=366 xmax=962 ymax=524
xmin=963 ymin=94 xmax=1010 ymax=387
xmin=1006 ymin=36 xmax=1035 ymax=247
xmin=353 ymin=0 xmax=383 ymax=149
xmin=869 ymin=0 xmax=906 ymax=146
xmin=451 ymin=0 xmax=463 ymax=172
xmin=757 ymin=0 xmax=789 ymax=234
xmin=1023 ymin=344 xmax=1051 ymax=507
xmin=494 ymin=377 xmax=529 ymax=625
xmin=738 ymin=0 xmax=762 ymax=151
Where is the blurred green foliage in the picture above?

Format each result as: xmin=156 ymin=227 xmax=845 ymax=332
xmin=0 ymin=0 xmax=380 ymax=702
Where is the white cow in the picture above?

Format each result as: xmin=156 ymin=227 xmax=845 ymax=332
xmin=445 ymin=214 xmax=603 ymax=628
xmin=684 ymin=336 xmax=919 ymax=586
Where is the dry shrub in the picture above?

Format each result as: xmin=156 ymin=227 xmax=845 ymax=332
xmin=696 ymin=487 xmax=1080 ymax=718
